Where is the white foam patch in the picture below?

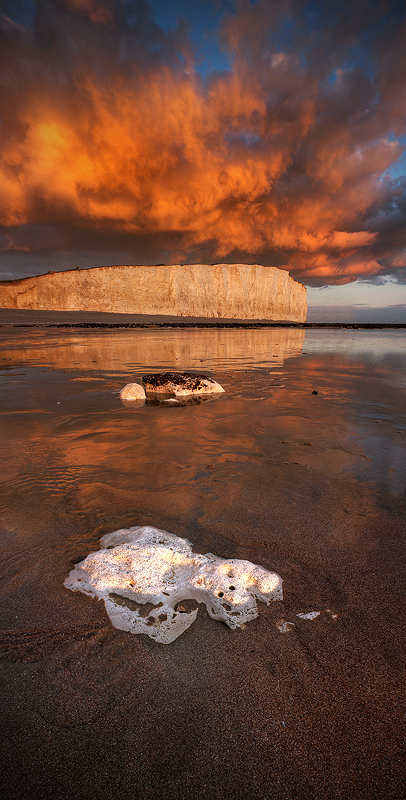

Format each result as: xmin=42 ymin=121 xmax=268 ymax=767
xmin=64 ymin=526 xmax=283 ymax=643
xmin=275 ymin=620 xmax=295 ymax=633
xmin=296 ymin=611 xmax=321 ymax=620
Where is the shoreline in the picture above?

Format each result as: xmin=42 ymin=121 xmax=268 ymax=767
xmin=0 ymin=309 xmax=405 ymax=328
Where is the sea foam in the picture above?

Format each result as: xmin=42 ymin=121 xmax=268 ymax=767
xmin=64 ymin=526 xmax=283 ymax=643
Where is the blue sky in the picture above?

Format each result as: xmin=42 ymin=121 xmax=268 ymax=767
xmin=307 ymin=280 xmax=406 ymax=322
xmin=148 ymin=0 xmax=234 ymax=75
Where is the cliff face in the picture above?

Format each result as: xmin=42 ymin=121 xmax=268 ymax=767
xmin=0 ymin=264 xmax=307 ymax=321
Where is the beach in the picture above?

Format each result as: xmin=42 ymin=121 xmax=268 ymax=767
xmin=0 ymin=320 xmax=405 ymax=799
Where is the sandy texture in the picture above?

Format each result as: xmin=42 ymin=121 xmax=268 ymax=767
xmin=1 ymin=471 xmax=405 ymax=800
xmin=0 ymin=328 xmax=405 ymax=800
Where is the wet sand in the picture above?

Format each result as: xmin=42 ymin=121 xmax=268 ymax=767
xmin=0 ymin=308 xmax=296 ymax=326
xmin=0 ymin=327 xmax=406 ymax=799
xmin=0 ymin=308 xmax=405 ymax=328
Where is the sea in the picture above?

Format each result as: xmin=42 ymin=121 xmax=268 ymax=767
xmin=1 ymin=323 xmax=406 ymax=800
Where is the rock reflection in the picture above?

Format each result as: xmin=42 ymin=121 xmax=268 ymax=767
xmin=0 ymin=326 xmax=305 ymax=372
xmin=119 ymin=397 xmax=145 ymax=409
xmin=145 ymin=394 xmax=222 ymax=408
xmin=120 ymin=394 xmax=222 ymax=409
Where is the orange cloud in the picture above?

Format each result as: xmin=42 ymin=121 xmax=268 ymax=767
xmin=60 ymin=0 xmax=113 ymax=25
xmin=0 ymin=0 xmax=405 ymax=285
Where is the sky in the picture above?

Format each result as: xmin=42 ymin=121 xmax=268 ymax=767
xmin=1 ymin=0 xmax=406 ymax=321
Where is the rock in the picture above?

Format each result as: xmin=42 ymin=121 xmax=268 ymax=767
xmin=141 ymin=372 xmax=224 ymax=397
xmin=0 ymin=263 xmax=307 ymax=321
xmin=119 ymin=383 xmax=146 ymax=401
xmin=119 ymin=372 xmax=224 ymax=407
xmin=64 ymin=526 xmax=283 ymax=644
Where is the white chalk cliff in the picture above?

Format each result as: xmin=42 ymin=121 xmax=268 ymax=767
xmin=0 ymin=263 xmax=307 ymax=321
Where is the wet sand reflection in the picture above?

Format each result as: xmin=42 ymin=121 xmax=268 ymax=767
xmin=1 ymin=327 xmax=406 ymax=800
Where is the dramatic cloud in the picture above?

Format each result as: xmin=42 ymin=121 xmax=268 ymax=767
xmin=0 ymin=0 xmax=405 ymax=283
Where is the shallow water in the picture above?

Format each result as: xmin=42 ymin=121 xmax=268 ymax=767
xmin=1 ymin=327 xmax=405 ymax=512
xmin=1 ymin=326 xmax=406 ymax=800
xmin=0 ymin=325 xmax=405 ymax=620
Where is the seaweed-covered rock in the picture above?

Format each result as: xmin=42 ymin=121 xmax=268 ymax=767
xmin=141 ymin=372 xmax=224 ymax=397
xmin=64 ymin=526 xmax=283 ymax=644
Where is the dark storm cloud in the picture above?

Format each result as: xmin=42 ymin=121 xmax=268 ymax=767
xmin=0 ymin=0 xmax=405 ymax=283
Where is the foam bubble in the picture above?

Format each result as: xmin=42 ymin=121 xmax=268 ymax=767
xmin=64 ymin=526 xmax=283 ymax=643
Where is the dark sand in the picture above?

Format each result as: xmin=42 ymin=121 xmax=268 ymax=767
xmin=0 ymin=308 xmax=293 ymax=326
xmin=0 ymin=325 xmax=405 ymax=799
xmin=1 ymin=308 xmax=405 ymax=328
